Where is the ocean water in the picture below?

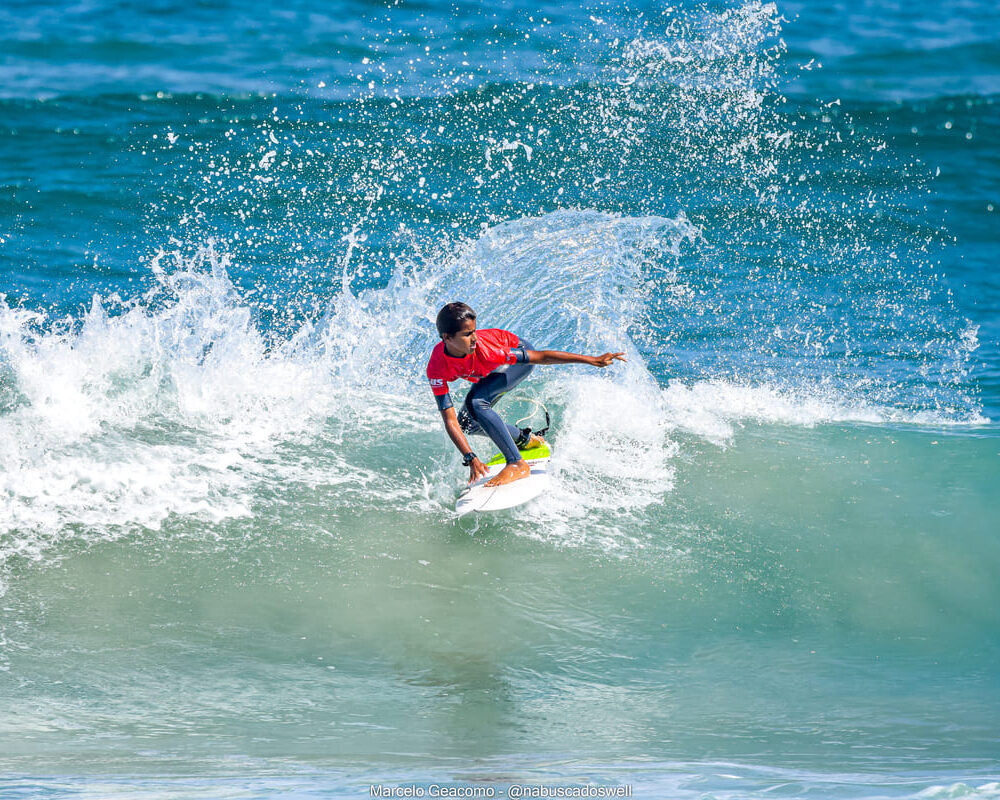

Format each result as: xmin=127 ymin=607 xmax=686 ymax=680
xmin=1 ymin=0 xmax=998 ymax=797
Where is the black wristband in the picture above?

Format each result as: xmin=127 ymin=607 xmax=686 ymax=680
xmin=462 ymin=451 xmax=478 ymax=467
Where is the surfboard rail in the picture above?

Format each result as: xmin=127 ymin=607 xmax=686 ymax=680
xmin=456 ymin=442 xmax=551 ymax=515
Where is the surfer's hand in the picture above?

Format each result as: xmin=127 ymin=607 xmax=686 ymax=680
xmin=589 ymin=352 xmax=627 ymax=368
xmin=468 ymin=457 xmax=489 ymax=484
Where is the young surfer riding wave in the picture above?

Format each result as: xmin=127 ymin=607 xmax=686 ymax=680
xmin=427 ymin=302 xmax=626 ymax=487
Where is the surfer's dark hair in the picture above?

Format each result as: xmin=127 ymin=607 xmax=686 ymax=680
xmin=436 ymin=302 xmax=476 ymax=337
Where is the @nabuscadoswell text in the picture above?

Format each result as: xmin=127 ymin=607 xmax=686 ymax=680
xmin=370 ymin=785 xmax=633 ymax=798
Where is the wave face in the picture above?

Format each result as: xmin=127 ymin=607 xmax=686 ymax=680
xmin=1 ymin=1 xmax=998 ymax=798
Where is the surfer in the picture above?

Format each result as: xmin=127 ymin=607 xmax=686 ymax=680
xmin=428 ymin=302 xmax=626 ymax=487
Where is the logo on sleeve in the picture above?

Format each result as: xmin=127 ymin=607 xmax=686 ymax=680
xmin=429 ymin=378 xmax=445 ymax=387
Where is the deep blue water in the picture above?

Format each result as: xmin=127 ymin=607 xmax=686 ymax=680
xmin=1 ymin=1 xmax=998 ymax=798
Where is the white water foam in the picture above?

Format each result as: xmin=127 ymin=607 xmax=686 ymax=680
xmin=660 ymin=378 xmax=990 ymax=445
xmin=0 ymin=210 xmax=987 ymax=583
xmin=918 ymin=783 xmax=1000 ymax=799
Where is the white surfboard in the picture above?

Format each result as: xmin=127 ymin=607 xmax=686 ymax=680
xmin=456 ymin=442 xmax=552 ymax=515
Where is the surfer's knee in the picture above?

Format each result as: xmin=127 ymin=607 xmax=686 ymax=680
xmin=467 ymin=395 xmax=493 ymax=420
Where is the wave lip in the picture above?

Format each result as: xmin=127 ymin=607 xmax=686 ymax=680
xmin=662 ymin=378 xmax=991 ymax=444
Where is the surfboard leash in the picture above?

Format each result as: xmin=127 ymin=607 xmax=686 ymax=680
xmin=512 ymin=397 xmax=550 ymax=437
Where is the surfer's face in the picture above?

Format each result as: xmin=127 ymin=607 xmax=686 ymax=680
xmin=443 ymin=318 xmax=477 ymax=356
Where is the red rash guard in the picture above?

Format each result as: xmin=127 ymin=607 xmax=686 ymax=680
xmin=426 ymin=328 xmax=527 ymax=411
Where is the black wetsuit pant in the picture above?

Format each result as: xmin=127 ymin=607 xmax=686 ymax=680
xmin=457 ymin=338 xmax=534 ymax=464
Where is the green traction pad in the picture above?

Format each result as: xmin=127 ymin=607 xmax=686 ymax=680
xmin=485 ymin=442 xmax=551 ymax=467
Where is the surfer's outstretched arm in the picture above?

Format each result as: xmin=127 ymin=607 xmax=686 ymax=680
xmin=526 ymin=350 xmax=626 ymax=367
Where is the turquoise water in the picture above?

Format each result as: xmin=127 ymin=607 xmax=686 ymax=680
xmin=1 ymin=1 xmax=998 ymax=798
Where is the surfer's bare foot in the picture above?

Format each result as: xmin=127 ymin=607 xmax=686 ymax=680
xmin=485 ymin=460 xmax=530 ymax=487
